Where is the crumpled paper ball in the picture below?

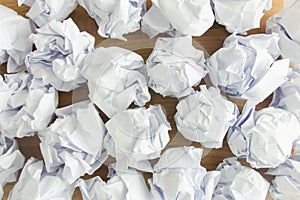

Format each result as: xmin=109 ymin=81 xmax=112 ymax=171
xmin=8 ymin=157 xmax=75 ymax=200
xmin=0 ymin=5 xmax=34 ymax=73
xmin=146 ymin=36 xmax=208 ymax=98
xmin=228 ymin=106 xmax=300 ymax=168
xmin=207 ymin=33 xmax=287 ymax=101
xmin=149 ymin=146 xmax=221 ymax=200
xmin=142 ymin=0 xmax=214 ymax=38
xmin=174 ymin=85 xmax=238 ymax=148
xmin=0 ymin=134 xmax=25 ymax=199
xmin=0 ymin=72 xmax=58 ymax=138
xmin=81 ymin=46 xmax=150 ymax=118
xmin=213 ymin=157 xmax=269 ymax=200
xmin=18 ymin=0 xmax=78 ymax=27
xmin=39 ymin=101 xmax=108 ymax=184
xmin=212 ymin=0 xmax=272 ymax=33
xmin=267 ymin=159 xmax=300 ymax=200
xmin=78 ymin=0 xmax=146 ymax=40
xmin=270 ymin=67 xmax=300 ymax=122
xmin=266 ymin=0 xmax=300 ymax=65
xmin=77 ymin=166 xmax=150 ymax=200
xmin=104 ymin=105 xmax=171 ymax=172
xmin=26 ymin=18 xmax=95 ymax=91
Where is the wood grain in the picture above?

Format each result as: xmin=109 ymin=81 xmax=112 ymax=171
xmin=0 ymin=1 xmax=283 ymax=199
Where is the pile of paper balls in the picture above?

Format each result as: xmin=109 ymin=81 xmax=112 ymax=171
xmin=1 ymin=0 xmax=300 ymax=199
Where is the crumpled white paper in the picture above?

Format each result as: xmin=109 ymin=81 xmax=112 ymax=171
xmin=228 ymin=105 xmax=300 ymax=168
xmin=142 ymin=0 xmax=214 ymax=38
xmin=0 ymin=72 xmax=58 ymax=138
xmin=212 ymin=0 xmax=272 ymax=33
xmin=38 ymin=101 xmax=108 ymax=184
xmin=26 ymin=18 xmax=95 ymax=92
xmin=207 ymin=33 xmax=290 ymax=102
xmin=266 ymin=0 xmax=300 ymax=65
xmin=77 ymin=166 xmax=150 ymax=200
xmin=149 ymin=146 xmax=221 ymax=200
xmin=0 ymin=134 xmax=25 ymax=199
xmin=174 ymin=85 xmax=238 ymax=148
xmin=8 ymin=157 xmax=75 ymax=200
xmin=78 ymin=0 xmax=146 ymax=40
xmin=0 ymin=4 xmax=34 ymax=73
xmin=266 ymin=158 xmax=300 ymax=200
xmin=81 ymin=47 xmax=150 ymax=118
xmin=18 ymin=0 xmax=78 ymax=27
xmin=104 ymin=105 xmax=171 ymax=172
xmin=146 ymin=36 xmax=208 ymax=98
xmin=213 ymin=157 xmax=269 ymax=200
xmin=270 ymin=67 xmax=300 ymax=122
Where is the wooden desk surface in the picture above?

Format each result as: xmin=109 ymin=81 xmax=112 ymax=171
xmin=0 ymin=0 xmax=283 ymax=199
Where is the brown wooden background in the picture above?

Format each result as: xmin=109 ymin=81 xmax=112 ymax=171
xmin=0 ymin=0 xmax=284 ymax=199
